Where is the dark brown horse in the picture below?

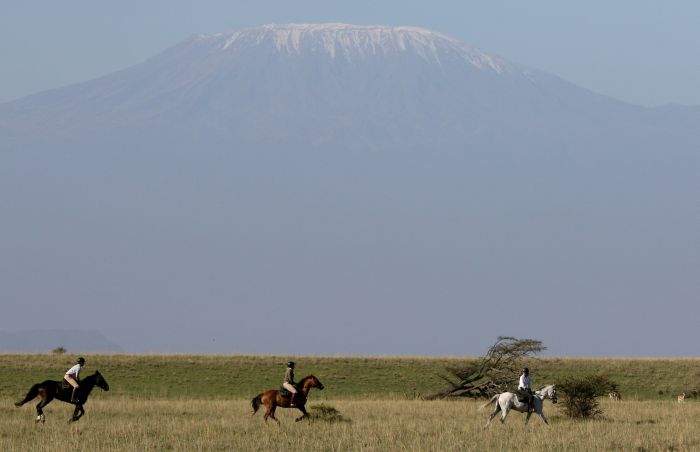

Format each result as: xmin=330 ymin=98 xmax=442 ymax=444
xmin=14 ymin=371 xmax=110 ymax=423
xmin=251 ymin=374 xmax=324 ymax=423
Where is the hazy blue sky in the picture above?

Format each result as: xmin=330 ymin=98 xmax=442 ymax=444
xmin=1 ymin=0 xmax=699 ymax=106
xmin=1 ymin=2 xmax=699 ymax=357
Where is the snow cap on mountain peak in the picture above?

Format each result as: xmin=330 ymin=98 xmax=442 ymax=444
xmin=196 ymin=23 xmax=507 ymax=73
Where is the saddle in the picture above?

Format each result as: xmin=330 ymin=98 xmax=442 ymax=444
xmin=516 ymin=388 xmax=531 ymax=404
xmin=279 ymin=385 xmax=299 ymax=398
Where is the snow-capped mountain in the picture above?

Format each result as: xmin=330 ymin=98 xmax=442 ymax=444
xmin=4 ymin=23 xmax=694 ymax=151
xmin=202 ymin=24 xmax=508 ymax=71
xmin=1 ymin=25 xmax=699 ymax=355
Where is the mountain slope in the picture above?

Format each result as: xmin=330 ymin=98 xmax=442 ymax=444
xmin=0 ymin=24 xmax=698 ymax=355
xmin=0 ymin=23 xmax=674 ymax=151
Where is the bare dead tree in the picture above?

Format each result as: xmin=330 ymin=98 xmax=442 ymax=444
xmin=427 ymin=336 xmax=546 ymax=399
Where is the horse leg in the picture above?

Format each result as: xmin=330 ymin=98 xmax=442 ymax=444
xmin=524 ymin=410 xmax=532 ymax=425
xmin=269 ymin=405 xmax=280 ymax=425
xmin=537 ymin=410 xmax=550 ymax=426
xmin=69 ymin=404 xmax=84 ymax=423
xmin=35 ymin=395 xmax=52 ymax=424
xmin=484 ymin=403 xmax=501 ymax=428
xmin=295 ymin=405 xmax=309 ymax=422
xmin=500 ymin=405 xmax=511 ymax=424
xmin=34 ymin=401 xmax=44 ymax=424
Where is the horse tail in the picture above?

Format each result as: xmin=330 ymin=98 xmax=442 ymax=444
xmin=15 ymin=383 xmax=41 ymax=407
xmin=251 ymin=393 xmax=264 ymax=415
xmin=478 ymin=394 xmax=499 ymax=411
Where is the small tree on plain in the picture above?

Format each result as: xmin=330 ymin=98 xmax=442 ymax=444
xmin=52 ymin=346 xmax=67 ymax=354
xmin=558 ymin=374 xmax=617 ymax=418
xmin=428 ymin=336 xmax=546 ymax=399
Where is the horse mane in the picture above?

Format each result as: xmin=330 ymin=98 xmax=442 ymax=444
xmin=81 ymin=371 xmax=101 ymax=385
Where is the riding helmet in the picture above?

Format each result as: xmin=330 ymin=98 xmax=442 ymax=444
xmin=77 ymin=357 xmax=86 ymax=365
xmin=287 ymin=361 xmax=295 ymax=368
xmin=522 ymin=367 xmax=529 ymax=374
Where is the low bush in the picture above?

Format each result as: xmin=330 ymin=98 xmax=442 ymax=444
xmin=309 ymin=404 xmax=351 ymax=423
xmin=559 ymin=374 xmax=617 ymax=418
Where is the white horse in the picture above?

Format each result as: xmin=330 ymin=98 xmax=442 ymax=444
xmin=481 ymin=384 xmax=557 ymax=428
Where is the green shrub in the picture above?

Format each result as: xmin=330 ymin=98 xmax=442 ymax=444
xmin=559 ymin=374 xmax=617 ymax=418
xmin=51 ymin=346 xmax=66 ymax=354
xmin=309 ymin=404 xmax=351 ymax=423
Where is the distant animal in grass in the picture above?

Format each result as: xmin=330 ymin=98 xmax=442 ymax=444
xmin=608 ymin=391 xmax=621 ymax=401
xmin=677 ymin=392 xmax=685 ymax=402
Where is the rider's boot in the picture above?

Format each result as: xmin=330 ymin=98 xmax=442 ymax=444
xmin=290 ymin=393 xmax=296 ymax=407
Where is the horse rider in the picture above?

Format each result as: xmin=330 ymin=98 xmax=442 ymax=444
xmin=64 ymin=357 xmax=85 ymax=403
xmin=283 ymin=361 xmax=298 ymax=407
xmin=518 ymin=367 xmax=534 ymax=413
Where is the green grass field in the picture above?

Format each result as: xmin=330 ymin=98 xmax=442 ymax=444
xmin=1 ymin=354 xmax=698 ymax=401
xmin=2 ymin=355 xmax=699 ymax=451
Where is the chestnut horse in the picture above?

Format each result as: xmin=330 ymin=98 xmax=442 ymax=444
xmin=251 ymin=374 xmax=324 ymax=423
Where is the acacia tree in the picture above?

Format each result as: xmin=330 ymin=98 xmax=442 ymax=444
xmin=428 ymin=336 xmax=546 ymax=399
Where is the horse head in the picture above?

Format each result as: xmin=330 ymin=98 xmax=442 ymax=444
xmin=536 ymin=384 xmax=557 ymax=404
xmin=94 ymin=370 xmax=110 ymax=392
xmin=302 ymin=374 xmax=324 ymax=391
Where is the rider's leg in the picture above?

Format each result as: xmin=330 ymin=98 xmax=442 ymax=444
xmin=283 ymin=383 xmax=297 ymax=406
xmin=65 ymin=375 xmax=79 ymax=402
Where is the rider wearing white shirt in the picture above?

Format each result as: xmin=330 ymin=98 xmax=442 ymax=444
xmin=64 ymin=357 xmax=85 ymax=403
xmin=518 ymin=367 xmax=534 ymax=412
xmin=518 ymin=372 xmax=531 ymax=391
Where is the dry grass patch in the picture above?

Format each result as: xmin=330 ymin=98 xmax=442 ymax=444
xmin=3 ymin=398 xmax=699 ymax=451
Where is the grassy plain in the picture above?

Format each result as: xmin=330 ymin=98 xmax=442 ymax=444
xmin=1 ymin=355 xmax=699 ymax=451
xmin=3 ymin=399 xmax=700 ymax=451
xmin=1 ymin=354 xmax=698 ymax=400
